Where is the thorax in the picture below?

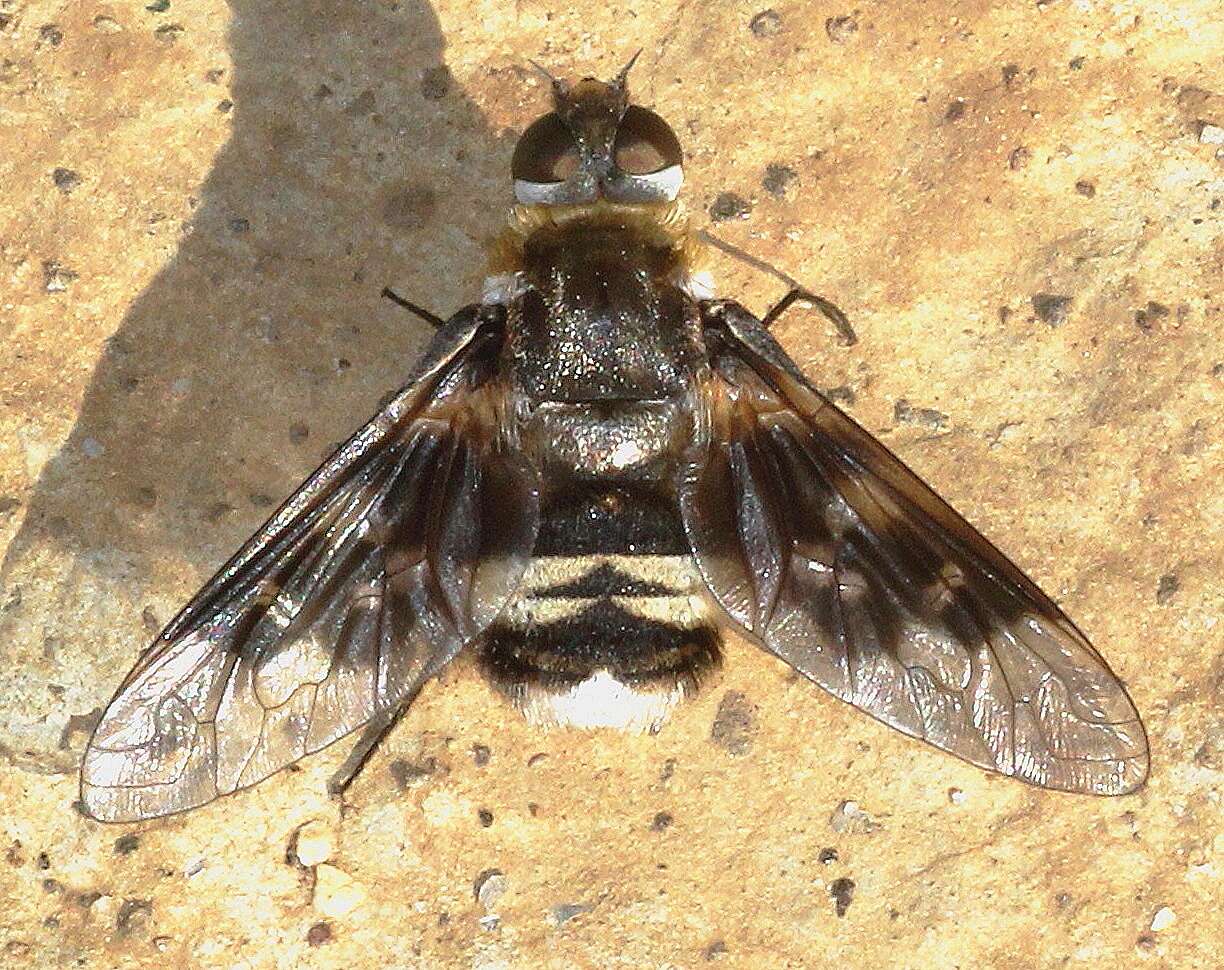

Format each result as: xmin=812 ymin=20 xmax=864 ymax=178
xmin=500 ymin=212 xmax=706 ymax=483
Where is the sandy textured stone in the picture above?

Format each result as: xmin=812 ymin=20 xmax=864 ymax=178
xmin=1 ymin=1 xmax=1221 ymax=968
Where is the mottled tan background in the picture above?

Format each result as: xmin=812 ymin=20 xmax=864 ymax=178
xmin=1 ymin=0 xmax=1220 ymax=967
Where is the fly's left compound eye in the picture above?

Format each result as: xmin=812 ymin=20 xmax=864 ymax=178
xmin=612 ymin=106 xmax=683 ymax=176
xmin=512 ymin=112 xmax=581 ymax=184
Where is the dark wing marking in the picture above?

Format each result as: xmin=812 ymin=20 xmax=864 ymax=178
xmin=81 ymin=307 xmax=540 ymax=821
xmin=682 ymin=300 xmax=1148 ymax=795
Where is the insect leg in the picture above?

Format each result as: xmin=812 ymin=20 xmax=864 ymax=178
xmin=762 ymin=287 xmax=856 ymax=346
xmin=695 ymin=230 xmax=856 ymax=345
xmin=326 ymin=697 xmax=416 ymax=797
xmin=380 ymin=287 xmax=446 ymax=329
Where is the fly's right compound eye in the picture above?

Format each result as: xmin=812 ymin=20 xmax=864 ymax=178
xmin=512 ymin=113 xmax=581 ymax=185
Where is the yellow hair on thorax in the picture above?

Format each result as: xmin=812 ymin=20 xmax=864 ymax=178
xmin=487 ymin=200 xmax=707 ymax=275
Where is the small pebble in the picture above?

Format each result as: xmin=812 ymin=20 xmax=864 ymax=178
xmin=312 ymin=865 xmax=366 ymax=918
xmin=474 ymin=869 xmax=508 ymax=911
xmin=829 ymin=877 xmax=856 ymax=917
xmin=1032 ymin=293 xmax=1072 ymax=327
xmin=709 ymin=192 xmax=752 ymax=223
xmin=749 ymin=10 xmax=782 ymax=37
xmin=292 ymin=820 xmax=335 ymax=867
xmin=1149 ymin=906 xmax=1175 ymax=932
xmin=829 ymin=800 xmax=879 ymax=834
xmin=825 ymin=15 xmax=858 ymax=44
xmin=1199 ymin=123 xmax=1224 ymax=145
xmin=762 ymin=163 xmax=797 ymax=196
xmin=43 ymin=260 xmax=77 ymax=292
xmin=52 ymin=168 xmax=82 ymax=193
xmin=1156 ymin=573 xmax=1180 ymax=604
xmin=947 ymin=787 xmax=967 ymax=805
xmin=710 ymin=690 xmax=756 ymax=755
xmin=307 ymin=922 xmax=332 ymax=946
xmin=550 ymin=902 xmax=592 ymax=925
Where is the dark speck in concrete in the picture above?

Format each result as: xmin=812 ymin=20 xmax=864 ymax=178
xmin=307 ymin=921 xmax=333 ymax=946
xmin=749 ymin=10 xmax=782 ymax=36
xmin=824 ymin=385 xmax=856 ymax=406
xmin=944 ymin=99 xmax=967 ymax=122
xmin=829 ymin=877 xmax=856 ymax=917
xmin=1135 ymin=300 xmax=1169 ymax=331
xmin=1032 ymin=293 xmax=1072 ymax=327
xmin=38 ymin=24 xmax=64 ymax=47
xmin=383 ymin=184 xmax=437 ymax=231
xmin=471 ymin=743 xmax=491 ymax=766
xmin=153 ymin=23 xmax=183 ymax=43
xmin=710 ymin=690 xmax=756 ymax=756
xmin=825 ymin=15 xmax=858 ymax=44
xmin=421 ymin=66 xmax=451 ymax=100
xmin=818 ymin=847 xmax=839 ymax=865
xmin=345 ymin=89 xmax=377 ymax=117
xmin=113 ymin=834 xmax=140 ymax=856
xmin=762 ymin=163 xmax=797 ymax=196
xmin=1001 ymin=64 xmax=1021 ymax=87
xmin=116 ymin=898 xmax=153 ymax=936
xmin=704 ymin=940 xmax=728 ymax=960
xmin=228 ymin=217 xmax=250 ymax=233
xmin=217 ymin=99 xmax=233 ymax=113
xmin=893 ymin=399 xmax=949 ymax=432
xmin=651 ymin=811 xmax=673 ymax=831
xmin=1009 ymin=146 xmax=1032 ymax=170
xmin=388 ymin=757 xmax=438 ymax=790
xmin=1069 ymin=56 xmax=1086 ymax=70
xmin=1075 ymin=179 xmax=1096 ymax=197
xmin=709 ymin=192 xmax=752 ymax=223
xmin=1156 ymin=573 xmax=1180 ymax=604
xmin=204 ymin=501 xmax=235 ymax=524
xmin=42 ymin=260 xmax=77 ymax=293
xmin=52 ymin=168 xmax=81 ymax=193
xmin=478 ymin=809 xmax=494 ymax=828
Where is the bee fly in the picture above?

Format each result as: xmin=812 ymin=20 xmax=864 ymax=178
xmin=81 ymin=58 xmax=1148 ymax=822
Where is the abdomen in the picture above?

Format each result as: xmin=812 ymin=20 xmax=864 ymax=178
xmin=479 ymin=480 xmax=721 ymax=731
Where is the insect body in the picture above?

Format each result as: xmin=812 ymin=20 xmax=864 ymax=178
xmin=81 ymin=63 xmax=1148 ymax=821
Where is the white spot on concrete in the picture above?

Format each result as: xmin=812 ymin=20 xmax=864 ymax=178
xmin=313 ymin=864 xmax=366 ymax=918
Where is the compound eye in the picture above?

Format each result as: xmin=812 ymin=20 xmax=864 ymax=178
xmin=512 ymin=113 xmax=581 ymax=183
xmin=613 ymin=106 xmax=683 ymax=175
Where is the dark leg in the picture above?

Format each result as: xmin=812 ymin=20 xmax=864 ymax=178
xmin=696 ymin=230 xmax=856 ymax=345
xmin=381 ymin=287 xmax=446 ymax=329
xmin=762 ymin=287 xmax=857 ymax=346
xmin=327 ymin=698 xmax=414 ymax=798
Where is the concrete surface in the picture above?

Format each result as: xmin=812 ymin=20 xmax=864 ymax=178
xmin=1 ymin=0 xmax=1220 ymax=967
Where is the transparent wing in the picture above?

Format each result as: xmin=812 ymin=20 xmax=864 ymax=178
xmin=81 ymin=308 xmax=540 ymax=821
xmin=682 ymin=301 xmax=1148 ymax=795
